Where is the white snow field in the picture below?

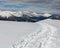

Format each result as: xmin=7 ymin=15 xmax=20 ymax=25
xmin=0 ymin=21 xmax=39 ymax=48
xmin=0 ymin=19 xmax=60 ymax=48
xmin=11 ymin=19 xmax=60 ymax=48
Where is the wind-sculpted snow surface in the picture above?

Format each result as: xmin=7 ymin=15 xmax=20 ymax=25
xmin=11 ymin=22 xmax=57 ymax=48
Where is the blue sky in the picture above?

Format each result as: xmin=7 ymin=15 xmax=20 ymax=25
xmin=0 ymin=4 xmax=46 ymax=8
xmin=1 ymin=4 xmax=29 ymax=8
xmin=0 ymin=0 xmax=60 ymax=14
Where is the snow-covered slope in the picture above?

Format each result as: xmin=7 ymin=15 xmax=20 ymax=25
xmin=11 ymin=19 xmax=60 ymax=48
xmin=0 ymin=21 xmax=39 ymax=48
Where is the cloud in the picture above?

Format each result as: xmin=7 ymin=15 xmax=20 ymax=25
xmin=1 ymin=0 xmax=60 ymax=10
xmin=0 ymin=0 xmax=60 ymax=14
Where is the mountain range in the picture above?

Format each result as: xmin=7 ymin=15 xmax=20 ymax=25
xmin=0 ymin=11 xmax=60 ymax=22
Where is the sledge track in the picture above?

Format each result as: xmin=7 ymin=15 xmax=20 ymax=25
xmin=11 ymin=22 xmax=57 ymax=48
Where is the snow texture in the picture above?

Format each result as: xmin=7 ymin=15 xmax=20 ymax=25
xmin=11 ymin=20 xmax=58 ymax=48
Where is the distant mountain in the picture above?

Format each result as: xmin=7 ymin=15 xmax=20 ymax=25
xmin=0 ymin=11 xmax=52 ymax=17
xmin=0 ymin=10 xmax=60 ymax=22
xmin=49 ymin=14 xmax=60 ymax=20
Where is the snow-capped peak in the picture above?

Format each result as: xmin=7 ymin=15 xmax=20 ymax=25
xmin=32 ymin=12 xmax=38 ymax=16
xmin=11 ymin=11 xmax=23 ymax=17
xmin=32 ymin=12 xmax=42 ymax=17
xmin=23 ymin=11 xmax=31 ymax=14
xmin=0 ymin=11 xmax=52 ymax=18
xmin=0 ymin=11 xmax=23 ymax=18
xmin=42 ymin=13 xmax=52 ymax=17
xmin=0 ymin=11 xmax=12 ymax=18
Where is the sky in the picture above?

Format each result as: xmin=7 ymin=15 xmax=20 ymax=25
xmin=0 ymin=0 xmax=60 ymax=14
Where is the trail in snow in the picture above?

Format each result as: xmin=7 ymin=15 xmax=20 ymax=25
xmin=11 ymin=22 xmax=57 ymax=48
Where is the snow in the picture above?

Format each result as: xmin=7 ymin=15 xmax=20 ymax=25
xmin=11 ymin=11 xmax=23 ymax=17
xmin=11 ymin=19 xmax=60 ymax=48
xmin=0 ymin=19 xmax=60 ymax=48
xmin=0 ymin=11 xmax=23 ymax=18
xmin=0 ymin=21 xmax=39 ymax=48
xmin=0 ymin=11 xmax=52 ymax=18
xmin=42 ymin=13 xmax=52 ymax=17
xmin=0 ymin=11 xmax=12 ymax=18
